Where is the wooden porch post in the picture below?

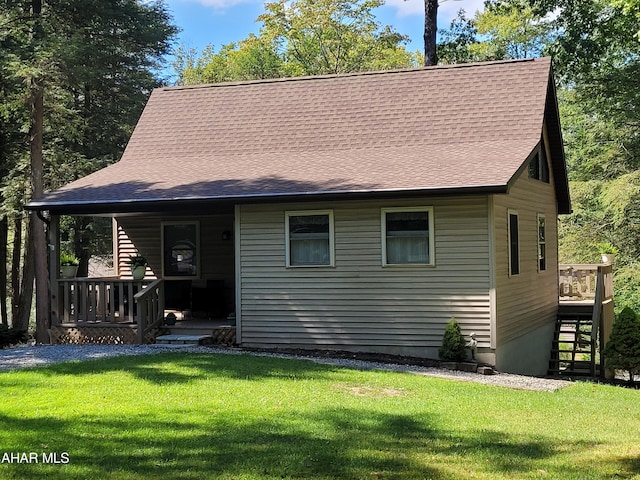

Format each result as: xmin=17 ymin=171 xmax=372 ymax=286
xmin=49 ymin=215 xmax=60 ymax=327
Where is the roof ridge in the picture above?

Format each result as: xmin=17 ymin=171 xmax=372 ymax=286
xmin=161 ymin=57 xmax=545 ymax=92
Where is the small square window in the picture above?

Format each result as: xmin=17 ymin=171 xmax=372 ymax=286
xmin=382 ymin=207 xmax=434 ymax=266
xmin=285 ymin=211 xmax=334 ymax=267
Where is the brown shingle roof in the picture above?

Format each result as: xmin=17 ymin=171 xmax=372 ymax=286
xmin=28 ymin=57 xmax=569 ymax=214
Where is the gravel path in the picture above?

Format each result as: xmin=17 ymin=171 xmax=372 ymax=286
xmin=0 ymin=344 xmax=571 ymax=391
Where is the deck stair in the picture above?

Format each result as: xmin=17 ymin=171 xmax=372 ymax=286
xmin=548 ymin=304 xmax=598 ymax=377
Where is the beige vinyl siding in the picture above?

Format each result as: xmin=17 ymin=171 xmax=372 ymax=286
xmin=116 ymin=213 xmax=235 ymax=312
xmin=238 ymin=197 xmax=492 ymax=356
xmin=493 ymin=145 xmax=559 ymax=347
xmin=115 ymin=220 xmax=143 ymax=278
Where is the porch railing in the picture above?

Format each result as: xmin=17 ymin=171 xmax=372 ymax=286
xmin=57 ymin=277 xmax=153 ymax=324
xmin=56 ymin=277 xmax=165 ymax=344
xmin=135 ymin=279 xmax=165 ymax=344
xmin=558 ymin=264 xmax=599 ymax=300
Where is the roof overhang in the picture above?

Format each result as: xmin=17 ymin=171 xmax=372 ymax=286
xmin=25 ymin=184 xmax=509 ymax=216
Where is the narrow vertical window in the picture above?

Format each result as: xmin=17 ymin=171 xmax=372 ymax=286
xmin=538 ymin=214 xmax=546 ymax=271
xmin=286 ymin=211 xmax=334 ymax=267
xmin=508 ymin=211 xmax=519 ymax=276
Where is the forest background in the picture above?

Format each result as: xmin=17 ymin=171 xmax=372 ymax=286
xmin=1 ymin=0 xmax=639 ymax=336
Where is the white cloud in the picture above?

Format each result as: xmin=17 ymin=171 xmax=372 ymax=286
xmin=385 ymin=0 xmax=485 ymax=19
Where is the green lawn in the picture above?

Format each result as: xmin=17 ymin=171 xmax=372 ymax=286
xmin=0 ymin=352 xmax=638 ymax=479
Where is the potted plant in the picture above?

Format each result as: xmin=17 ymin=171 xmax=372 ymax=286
xmin=128 ymin=254 xmax=148 ymax=280
xmin=597 ymin=242 xmax=619 ymax=264
xmin=60 ymin=251 xmax=79 ymax=278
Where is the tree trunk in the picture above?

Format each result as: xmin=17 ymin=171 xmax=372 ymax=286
xmin=13 ymin=217 xmax=34 ymax=331
xmin=0 ymin=216 xmax=8 ymax=326
xmin=424 ymin=0 xmax=438 ymax=66
xmin=26 ymin=0 xmax=50 ymax=343
xmin=30 ymin=79 xmax=50 ymax=343
xmin=11 ymin=216 xmax=23 ymax=323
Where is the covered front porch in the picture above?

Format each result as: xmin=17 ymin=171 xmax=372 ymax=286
xmin=47 ymin=209 xmax=237 ymax=345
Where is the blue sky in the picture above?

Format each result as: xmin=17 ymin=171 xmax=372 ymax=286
xmin=163 ymin=0 xmax=486 ymax=62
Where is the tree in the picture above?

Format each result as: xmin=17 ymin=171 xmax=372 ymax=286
xmin=437 ymin=10 xmax=480 ymax=65
xmin=603 ymin=307 xmax=640 ymax=383
xmin=260 ymin=0 xmax=415 ymax=75
xmin=0 ymin=0 xmax=177 ymax=337
xmin=174 ymin=0 xmax=417 ymax=84
xmin=470 ymin=0 xmax=552 ymax=60
xmin=436 ymin=1 xmax=554 ymax=64
xmin=424 ymin=0 xmax=438 ymax=65
xmin=175 ymin=35 xmax=284 ymax=85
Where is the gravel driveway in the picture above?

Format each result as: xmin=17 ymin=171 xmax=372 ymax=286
xmin=0 ymin=344 xmax=571 ymax=391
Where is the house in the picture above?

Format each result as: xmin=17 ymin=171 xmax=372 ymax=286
xmin=27 ymin=57 xmax=571 ymax=375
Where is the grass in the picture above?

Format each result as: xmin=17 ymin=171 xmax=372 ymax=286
xmin=0 ymin=352 xmax=639 ymax=479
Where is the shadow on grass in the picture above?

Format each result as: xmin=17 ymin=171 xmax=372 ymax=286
xmin=37 ymin=352 xmax=339 ymax=384
xmin=0 ymin=407 xmax=635 ymax=480
xmin=1 ymin=354 xmax=637 ymax=479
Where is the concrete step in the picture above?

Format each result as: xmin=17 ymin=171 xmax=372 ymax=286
xmin=155 ymin=334 xmax=213 ymax=345
xmin=167 ymin=327 xmax=214 ymax=336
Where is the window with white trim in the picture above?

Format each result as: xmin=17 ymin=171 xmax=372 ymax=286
xmin=508 ymin=210 xmax=520 ymax=276
xmin=285 ymin=211 xmax=334 ymax=267
xmin=382 ymin=207 xmax=434 ymax=266
xmin=538 ymin=214 xmax=546 ymax=271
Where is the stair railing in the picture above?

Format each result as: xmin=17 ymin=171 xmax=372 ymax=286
xmin=593 ymin=264 xmax=615 ymax=377
xmin=135 ymin=279 xmax=165 ymax=344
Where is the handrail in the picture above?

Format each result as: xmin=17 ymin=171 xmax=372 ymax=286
xmin=57 ymin=278 xmax=152 ymax=323
xmin=595 ymin=264 xmax=615 ymax=377
xmin=559 ymin=264 xmax=599 ymax=299
xmin=134 ymin=279 xmax=165 ymax=344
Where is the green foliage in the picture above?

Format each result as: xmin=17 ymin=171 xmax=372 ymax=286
xmin=127 ymin=254 xmax=147 ymax=268
xmin=0 ymin=324 xmax=27 ymax=348
xmin=59 ymin=251 xmax=79 ymax=266
xmin=437 ymin=10 xmax=481 ymax=64
xmin=603 ymin=307 xmax=640 ymax=382
xmin=0 ymin=0 xmax=177 ymax=297
xmin=174 ymin=0 xmax=418 ymax=85
xmin=437 ymin=1 xmax=554 ymax=64
xmin=470 ymin=0 xmax=553 ymax=60
xmin=597 ymin=242 xmax=619 ymax=255
xmin=439 ymin=318 xmax=467 ymax=362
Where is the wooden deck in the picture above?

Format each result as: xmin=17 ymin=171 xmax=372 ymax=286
xmin=549 ymin=264 xmax=614 ymax=378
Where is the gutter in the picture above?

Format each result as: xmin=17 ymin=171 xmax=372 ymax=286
xmin=25 ymin=184 xmax=509 ymax=216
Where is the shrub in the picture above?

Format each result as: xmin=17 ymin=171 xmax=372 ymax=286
xmin=0 ymin=325 xmax=28 ymax=348
xmin=603 ymin=306 xmax=640 ymax=383
xmin=439 ymin=318 xmax=467 ymax=362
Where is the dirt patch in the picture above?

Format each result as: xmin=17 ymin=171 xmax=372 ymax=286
xmin=335 ymin=383 xmax=407 ymax=398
